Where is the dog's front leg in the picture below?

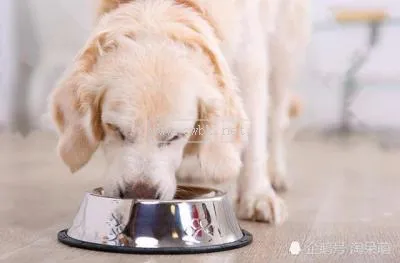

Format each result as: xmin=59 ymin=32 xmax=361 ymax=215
xmin=268 ymin=66 xmax=291 ymax=192
xmin=234 ymin=5 xmax=287 ymax=224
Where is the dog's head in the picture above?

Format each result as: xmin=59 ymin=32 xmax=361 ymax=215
xmin=50 ymin=29 xmax=247 ymax=199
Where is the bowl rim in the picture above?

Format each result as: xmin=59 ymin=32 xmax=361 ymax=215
xmin=89 ymin=185 xmax=227 ymax=204
xmin=58 ymin=228 xmax=253 ymax=254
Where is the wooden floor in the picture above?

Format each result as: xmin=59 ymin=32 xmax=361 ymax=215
xmin=0 ymin=131 xmax=399 ymax=263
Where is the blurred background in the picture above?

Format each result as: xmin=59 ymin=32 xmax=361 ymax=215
xmin=1 ymin=0 xmax=399 ymax=141
xmin=1 ymin=1 xmax=400 ymax=262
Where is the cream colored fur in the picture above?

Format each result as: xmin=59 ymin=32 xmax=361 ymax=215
xmin=49 ymin=0 xmax=310 ymax=224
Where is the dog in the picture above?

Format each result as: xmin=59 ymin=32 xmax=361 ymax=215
xmin=49 ymin=0 xmax=310 ymax=224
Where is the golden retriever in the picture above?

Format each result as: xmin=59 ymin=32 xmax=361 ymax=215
xmin=49 ymin=0 xmax=310 ymax=224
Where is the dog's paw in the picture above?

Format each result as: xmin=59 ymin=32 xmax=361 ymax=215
xmin=270 ymin=171 xmax=290 ymax=192
xmin=269 ymin=159 xmax=290 ymax=192
xmin=236 ymin=191 xmax=288 ymax=224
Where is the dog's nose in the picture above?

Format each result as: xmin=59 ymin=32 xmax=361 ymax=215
xmin=123 ymin=182 xmax=159 ymax=199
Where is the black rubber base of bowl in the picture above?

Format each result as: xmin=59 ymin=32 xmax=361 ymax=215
xmin=57 ymin=229 xmax=252 ymax=255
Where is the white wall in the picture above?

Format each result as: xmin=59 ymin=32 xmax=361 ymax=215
xmin=0 ymin=0 xmax=17 ymax=127
xmin=0 ymin=0 xmax=96 ymax=129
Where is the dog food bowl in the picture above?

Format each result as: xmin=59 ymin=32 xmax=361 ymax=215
xmin=58 ymin=185 xmax=252 ymax=254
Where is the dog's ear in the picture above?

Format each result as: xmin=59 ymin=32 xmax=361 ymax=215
xmin=51 ymin=85 xmax=105 ymax=173
xmin=176 ymin=28 xmax=249 ymax=183
xmin=97 ymin=0 xmax=133 ymax=18
xmin=179 ymin=90 xmax=248 ymax=184
xmin=49 ymin=33 xmax=115 ymax=173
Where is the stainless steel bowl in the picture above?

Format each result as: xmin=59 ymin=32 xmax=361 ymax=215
xmin=58 ymin=185 xmax=252 ymax=254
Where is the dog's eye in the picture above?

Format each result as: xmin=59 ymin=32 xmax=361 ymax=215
xmin=106 ymin=124 xmax=126 ymax=141
xmin=158 ymin=133 xmax=186 ymax=148
xmin=168 ymin=133 xmax=185 ymax=142
xmin=117 ymin=129 xmax=126 ymax=141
